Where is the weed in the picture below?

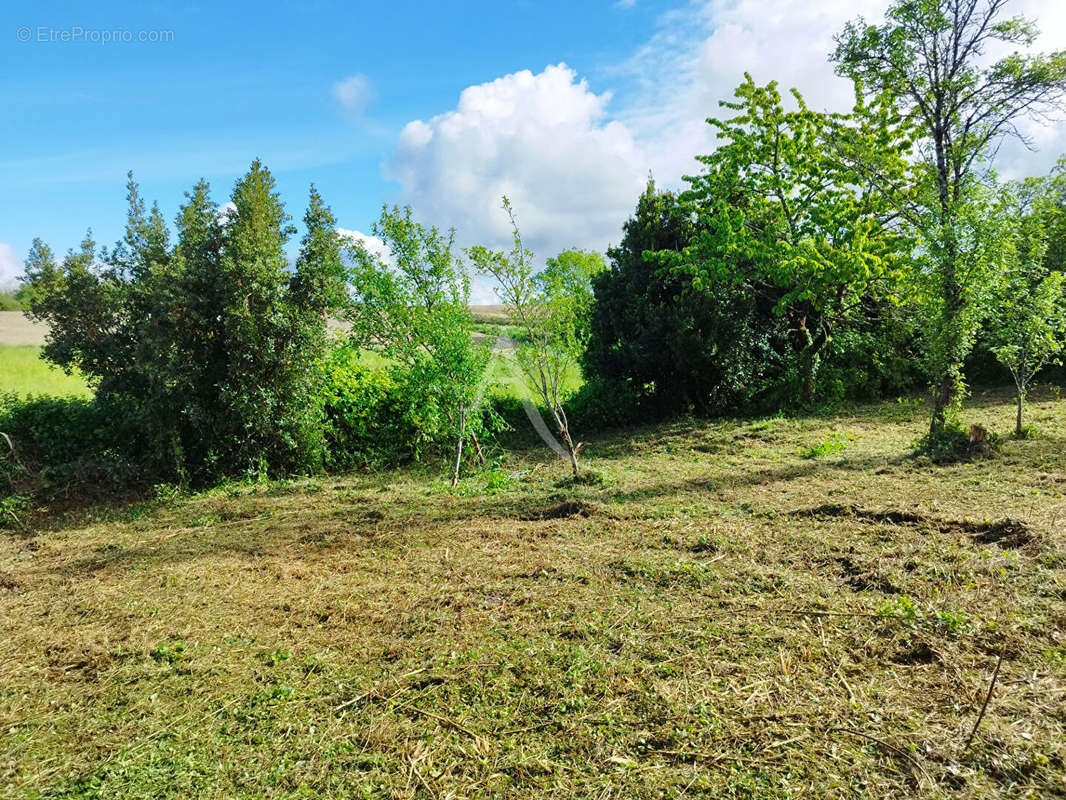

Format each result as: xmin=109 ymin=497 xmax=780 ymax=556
xmin=802 ymin=432 xmax=850 ymax=459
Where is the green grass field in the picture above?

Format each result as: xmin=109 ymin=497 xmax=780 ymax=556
xmin=0 ymin=342 xmax=578 ymax=405
xmin=0 ymin=345 xmax=91 ymax=398
xmin=2 ymin=390 xmax=1064 ymax=798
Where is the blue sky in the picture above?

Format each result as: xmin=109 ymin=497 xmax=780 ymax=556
xmin=3 ymin=0 xmax=1064 ymax=298
xmin=1 ymin=1 xmax=664 ymax=272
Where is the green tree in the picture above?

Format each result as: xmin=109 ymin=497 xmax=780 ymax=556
xmin=344 ymin=205 xmax=492 ymax=486
xmin=833 ymin=0 xmax=1066 ymax=433
xmin=674 ymin=76 xmax=909 ymax=405
xmin=586 ymin=180 xmax=782 ymax=414
xmin=469 ymin=200 xmax=606 ymax=478
xmin=22 ymin=163 xmax=346 ymax=482
xmin=987 ymin=187 xmax=1066 ymax=436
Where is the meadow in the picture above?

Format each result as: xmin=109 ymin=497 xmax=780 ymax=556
xmin=0 ymin=345 xmax=91 ymax=399
xmin=0 ymin=310 xmax=564 ymax=405
xmin=2 ymin=389 xmax=1063 ymax=798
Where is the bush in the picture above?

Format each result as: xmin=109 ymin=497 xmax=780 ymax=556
xmin=20 ymin=165 xmax=347 ymax=486
xmin=0 ymin=393 xmax=149 ymax=502
xmin=320 ymin=347 xmax=418 ymax=470
xmin=914 ymin=420 xmax=1001 ymax=463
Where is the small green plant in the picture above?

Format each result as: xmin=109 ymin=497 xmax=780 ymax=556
xmin=802 ymin=433 xmax=850 ymax=459
xmin=1015 ymin=423 xmax=1039 ymax=440
xmin=264 ymin=648 xmax=291 ymax=667
xmin=481 ymin=469 xmax=514 ymax=494
xmin=153 ymin=483 xmax=183 ymax=505
xmin=0 ymin=493 xmax=30 ymax=529
xmin=149 ymin=641 xmax=187 ymax=664
xmin=877 ymin=595 xmax=973 ymax=635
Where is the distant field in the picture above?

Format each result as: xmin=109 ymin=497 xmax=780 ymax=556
xmin=0 ymin=310 xmax=513 ymax=347
xmin=470 ymin=304 xmax=512 ymax=324
xmin=0 ymin=312 xmax=47 ymax=346
xmin=0 ymin=345 xmax=91 ymax=398
xmin=0 ymin=335 xmax=575 ymax=403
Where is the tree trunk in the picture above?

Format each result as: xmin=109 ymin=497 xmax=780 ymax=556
xmin=798 ymin=325 xmax=829 ymax=408
xmin=801 ymin=354 xmax=817 ymax=408
xmin=929 ymin=178 xmax=964 ymax=435
xmin=930 ymin=371 xmax=956 ymax=436
xmin=1016 ymin=390 xmax=1024 ymax=438
xmin=451 ymin=409 xmax=465 ymax=488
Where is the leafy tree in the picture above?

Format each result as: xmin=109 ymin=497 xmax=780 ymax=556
xmin=586 ymin=180 xmax=783 ymax=414
xmin=344 ymin=205 xmax=492 ymax=486
xmin=22 ymin=163 xmax=346 ymax=482
xmin=1038 ymin=156 xmax=1066 ymax=273
xmin=672 ymin=75 xmax=909 ymax=406
xmin=987 ymin=187 xmax=1066 ymax=436
xmin=469 ymin=200 xmax=605 ymax=478
xmin=833 ymin=0 xmax=1066 ymax=433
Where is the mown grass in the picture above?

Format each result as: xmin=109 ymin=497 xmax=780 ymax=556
xmin=1 ymin=389 xmax=1064 ymax=798
xmin=0 ymin=346 xmax=91 ymax=398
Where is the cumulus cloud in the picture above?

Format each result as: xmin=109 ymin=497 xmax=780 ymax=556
xmin=0 ymin=242 xmax=23 ymax=290
xmin=337 ymin=228 xmax=392 ymax=265
xmin=620 ymin=0 xmax=1066 ymax=181
xmin=382 ymin=0 xmax=1066 ymax=279
xmin=333 ymin=74 xmax=375 ymax=116
xmin=386 ymin=64 xmax=647 ymax=263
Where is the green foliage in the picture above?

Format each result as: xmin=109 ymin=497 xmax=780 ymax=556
xmin=914 ymin=419 xmax=1001 ymax=463
xmin=345 ymin=205 xmax=493 ymax=485
xmin=671 ymin=75 xmax=910 ymax=406
xmin=0 ymin=392 xmax=149 ymax=501
xmin=985 ymin=182 xmax=1066 ymax=435
xmin=320 ymin=345 xmax=418 ymax=470
xmin=802 ymin=433 xmax=850 ymax=459
xmin=833 ymin=0 xmax=1066 ymax=431
xmin=20 ymin=163 xmax=345 ymax=485
xmin=470 ymin=200 xmax=606 ymax=476
xmin=586 ymin=180 xmax=785 ymax=415
xmin=0 ymin=292 xmax=22 ymax=311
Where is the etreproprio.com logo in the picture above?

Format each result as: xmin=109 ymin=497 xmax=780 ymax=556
xmin=16 ymin=26 xmax=175 ymax=44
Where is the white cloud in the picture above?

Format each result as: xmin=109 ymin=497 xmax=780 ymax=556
xmin=337 ymin=228 xmax=392 ymax=266
xmin=216 ymin=201 xmax=237 ymax=226
xmin=333 ymin=74 xmax=375 ymax=116
xmin=621 ymin=0 xmax=1065 ymax=180
xmin=382 ymin=0 xmax=1066 ymax=282
xmin=0 ymin=243 xmax=23 ymax=290
xmin=386 ymin=64 xmax=647 ymax=265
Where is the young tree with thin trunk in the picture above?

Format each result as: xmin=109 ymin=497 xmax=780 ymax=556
xmin=832 ymin=0 xmax=1066 ymax=434
xmin=987 ymin=185 xmax=1066 ymax=436
xmin=469 ymin=199 xmax=605 ymax=478
xmin=344 ymin=205 xmax=492 ymax=486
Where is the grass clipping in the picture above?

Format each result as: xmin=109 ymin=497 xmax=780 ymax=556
xmin=1 ymin=390 xmax=1065 ymax=798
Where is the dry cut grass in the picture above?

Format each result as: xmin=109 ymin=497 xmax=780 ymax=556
xmin=1 ymin=389 xmax=1064 ymax=798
